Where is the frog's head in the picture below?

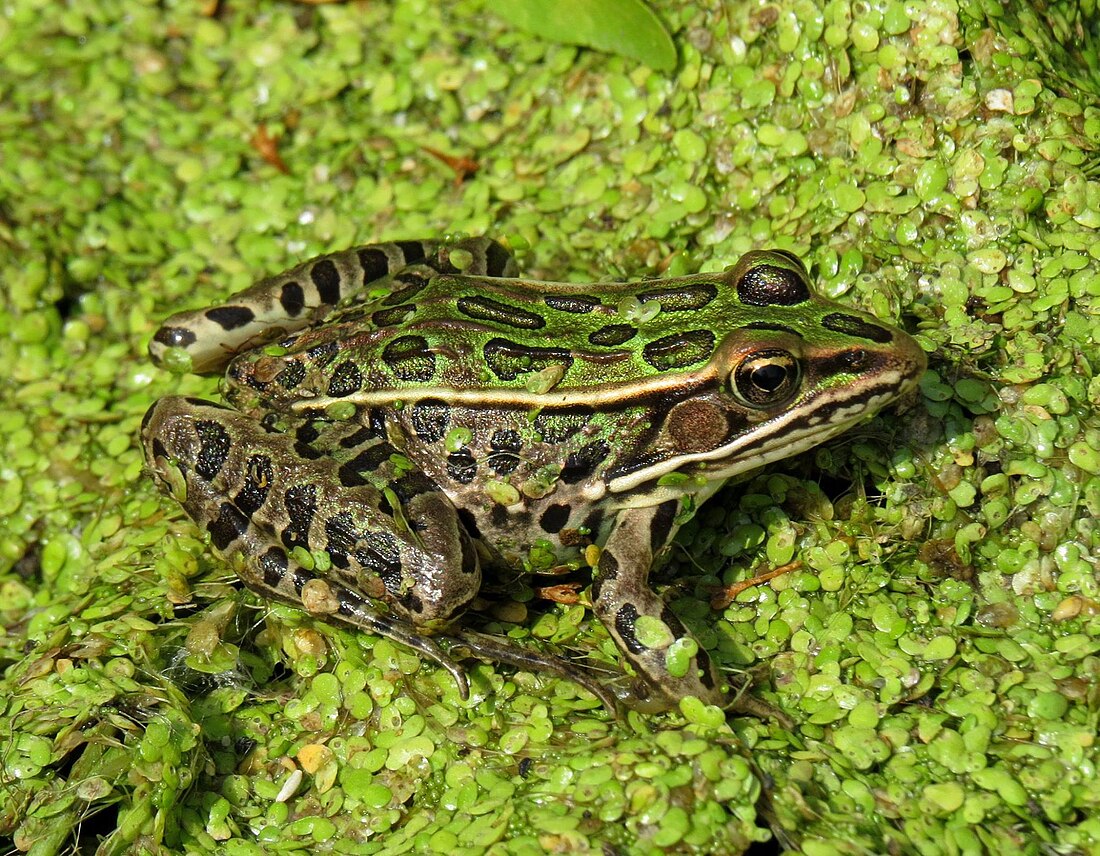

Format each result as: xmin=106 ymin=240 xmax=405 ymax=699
xmin=607 ymin=251 xmax=927 ymax=493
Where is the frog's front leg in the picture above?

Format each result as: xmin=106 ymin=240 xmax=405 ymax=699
xmin=593 ymin=502 xmax=728 ymax=712
xmin=141 ymin=396 xmax=481 ymax=695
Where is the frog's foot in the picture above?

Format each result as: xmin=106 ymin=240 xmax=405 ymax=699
xmin=445 ymin=629 xmax=621 ymax=713
xmin=294 ymin=574 xmax=471 ymax=700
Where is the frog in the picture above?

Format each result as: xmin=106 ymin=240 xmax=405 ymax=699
xmin=141 ymin=236 xmax=926 ymax=713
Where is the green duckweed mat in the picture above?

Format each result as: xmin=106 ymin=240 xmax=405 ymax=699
xmin=1 ymin=0 xmax=1099 ymax=853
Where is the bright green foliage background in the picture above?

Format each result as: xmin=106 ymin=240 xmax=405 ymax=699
xmin=1 ymin=1 xmax=1099 ymax=854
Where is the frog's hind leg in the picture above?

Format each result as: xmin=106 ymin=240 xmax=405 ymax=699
xmin=149 ymin=236 xmax=518 ymax=373
xmin=142 ymin=396 xmax=481 ymax=698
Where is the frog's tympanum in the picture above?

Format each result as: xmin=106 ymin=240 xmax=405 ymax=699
xmin=142 ymin=237 xmax=925 ymax=713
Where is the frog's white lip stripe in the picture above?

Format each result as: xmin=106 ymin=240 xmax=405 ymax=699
xmin=606 ymin=378 xmax=909 ymax=494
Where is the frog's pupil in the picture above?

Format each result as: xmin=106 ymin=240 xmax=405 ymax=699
xmin=752 ymin=363 xmax=788 ymax=391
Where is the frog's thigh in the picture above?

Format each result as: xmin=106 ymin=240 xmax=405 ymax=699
xmin=141 ymin=397 xmax=481 ymax=629
xmin=592 ymin=503 xmax=726 ymax=710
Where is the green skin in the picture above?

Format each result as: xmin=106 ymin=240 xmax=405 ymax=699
xmin=141 ymin=237 xmax=926 ymax=713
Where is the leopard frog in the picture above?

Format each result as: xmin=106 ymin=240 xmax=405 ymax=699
xmin=142 ymin=237 xmax=925 ymax=713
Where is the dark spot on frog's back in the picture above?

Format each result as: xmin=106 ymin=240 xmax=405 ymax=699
xmin=276 ymin=359 xmax=306 ymax=390
xmin=193 ymin=420 xmax=231 ymax=481
xmin=447 ymin=449 xmax=477 ymax=484
xmin=543 ymin=294 xmax=601 ymax=314
xmin=328 ymin=361 xmax=364 ymax=397
xmin=488 ymin=429 xmax=522 ymax=474
xmin=637 ymin=282 xmax=718 ymax=311
xmin=534 ymin=407 xmax=592 ymax=443
xmin=821 ymin=312 xmax=894 ymax=344
xmin=208 ymin=502 xmax=249 ymax=551
xmin=736 ymin=264 xmax=811 ymax=307
xmin=561 ymin=439 xmax=610 ymax=484
xmin=457 ymin=295 xmax=545 ymax=330
xmin=279 ymin=281 xmax=305 ymax=316
xmin=206 ymin=305 xmax=255 ymax=331
xmin=588 ymin=324 xmax=637 ymax=346
xmin=306 ymin=340 xmax=339 ymax=368
xmin=310 ymin=258 xmax=342 ymax=305
xmin=642 ymin=330 xmax=715 ymax=371
xmin=410 ymin=399 xmax=451 ymax=443
xmin=372 ymin=304 xmax=416 ymax=327
xmin=483 ymin=338 xmax=573 ymax=382
xmin=382 ymin=335 xmax=436 ymax=382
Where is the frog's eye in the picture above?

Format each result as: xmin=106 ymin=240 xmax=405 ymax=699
xmin=732 ymin=349 xmax=800 ymax=407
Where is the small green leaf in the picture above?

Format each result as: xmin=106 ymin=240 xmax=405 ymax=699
xmin=494 ymin=0 xmax=676 ymax=72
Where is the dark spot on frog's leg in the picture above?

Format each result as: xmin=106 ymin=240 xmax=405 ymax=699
xmin=447 ymin=449 xmax=477 ymax=484
xmin=821 ymin=312 xmax=894 ymax=344
xmin=615 ymin=603 xmax=645 ymax=654
xmin=259 ymin=547 xmax=289 ymax=588
xmin=649 ymin=499 xmax=678 ymax=552
xmin=293 ymin=442 xmax=325 ymax=461
xmin=194 ymin=420 xmax=231 ymax=481
xmin=736 ymin=263 xmax=811 ymax=307
xmin=592 ymin=548 xmax=617 ymax=601
xmin=153 ymin=325 xmax=197 ymax=349
xmin=281 ymin=483 xmax=319 ymax=551
xmin=324 ymin=512 xmax=359 ymax=569
xmin=561 ymin=440 xmax=611 ymax=484
xmin=490 ymin=504 xmax=509 ymax=528
xmin=208 ymin=502 xmax=249 ymax=551
xmin=356 ymin=531 xmax=403 ymax=594
xmin=581 ymin=509 xmax=604 ymax=538
xmin=295 ymin=422 xmax=320 ymax=446
xmin=391 ymin=472 xmax=436 ymax=502
xmin=395 ymin=240 xmax=427 ymax=264
xmin=539 ymin=503 xmax=571 ymax=534
xmin=457 ymin=508 xmax=482 ymax=540
xmin=338 ymin=425 xmax=378 ymax=449
xmin=310 ymin=259 xmax=342 ymax=305
xmin=337 ymin=442 xmax=396 ymax=487
xmin=279 ymin=281 xmax=305 ymax=316
xmin=206 ymin=305 xmax=256 ymax=331
xmin=400 ymin=591 xmax=424 ymax=615
xmin=358 ymin=247 xmax=390 ymax=282
xmin=328 ymin=361 xmax=364 ymax=397
xmin=233 ymin=454 xmax=273 ymax=515
xmin=484 ymin=239 xmax=516 ymax=277
xmin=696 ymin=649 xmax=716 ymax=689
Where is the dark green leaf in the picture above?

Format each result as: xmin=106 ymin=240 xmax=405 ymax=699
xmin=494 ymin=0 xmax=677 ymax=72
